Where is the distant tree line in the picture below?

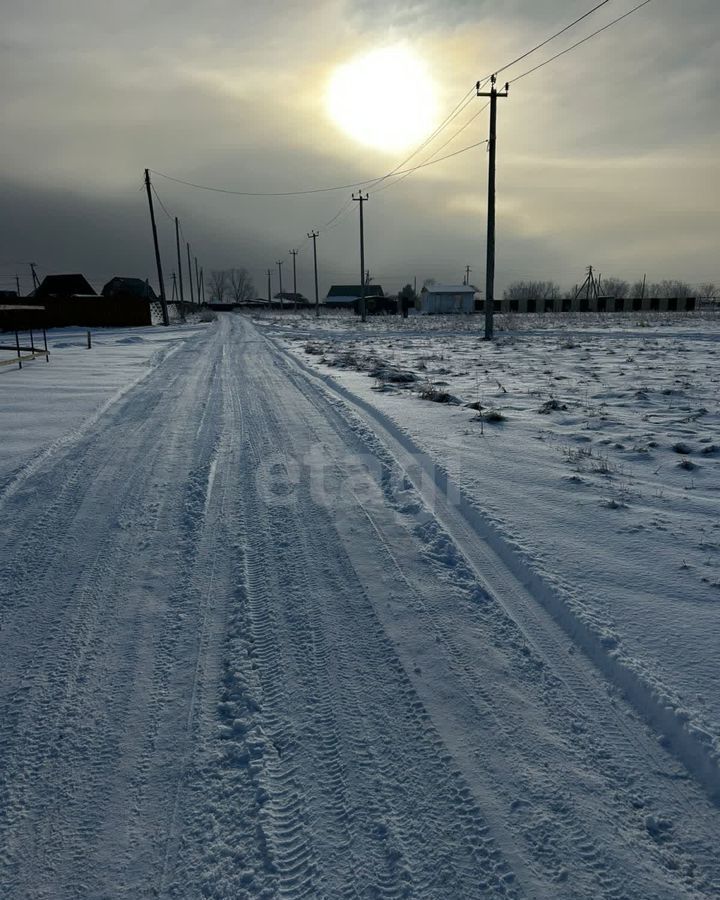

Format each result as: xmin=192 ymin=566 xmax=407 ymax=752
xmin=208 ymin=268 xmax=255 ymax=304
xmin=503 ymin=277 xmax=716 ymax=300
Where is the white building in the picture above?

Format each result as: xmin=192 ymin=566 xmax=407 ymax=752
xmin=418 ymin=284 xmax=477 ymax=315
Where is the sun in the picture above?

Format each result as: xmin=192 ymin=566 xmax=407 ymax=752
xmin=326 ymin=46 xmax=438 ymax=153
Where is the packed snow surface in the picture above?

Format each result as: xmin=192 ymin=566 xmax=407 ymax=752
xmin=1 ymin=313 xmax=719 ymax=898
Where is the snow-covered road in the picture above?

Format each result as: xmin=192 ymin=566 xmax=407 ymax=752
xmin=1 ymin=315 xmax=719 ymax=899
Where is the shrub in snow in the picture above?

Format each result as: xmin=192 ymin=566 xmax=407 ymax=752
xmin=419 ymin=388 xmax=461 ymax=405
xmin=538 ymin=398 xmax=568 ymax=414
xmin=368 ymin=366 xmax=417 ymax=383
xmin=672 ymin=441 xmax=692 ymax=454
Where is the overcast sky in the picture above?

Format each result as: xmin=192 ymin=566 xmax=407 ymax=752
xmin=1 ymin=0 xmax=718 ymax=298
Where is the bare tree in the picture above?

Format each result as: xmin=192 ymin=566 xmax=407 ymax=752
xmin=229 ymin=267 xmax=255 ymax=303
xmin=698 ymin=282 xmax=718 ymax=301
xmin=503 ymin=280 xmax=560 ymax=300
xmin=646 ymin=279 xmax=694 ymax=298
xmin=208 ymin=270 xmax=229 ymax=303
xmin=598 ymin=277 xmax=629 ymax=298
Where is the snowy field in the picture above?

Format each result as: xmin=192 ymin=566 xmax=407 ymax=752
xmin=0 ymin=325 xmax=202 ymax=486
xmin=264 ymin=310 xmax=720 ymax=791
xmin=2 ymin=312 xmax=720 ymax=898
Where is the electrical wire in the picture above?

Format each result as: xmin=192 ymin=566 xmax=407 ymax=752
xmin=365 ymin=87 xmax=478 ymax=190
xmin=150 ymin=136 xmax=488 ymax=200
xmin=369 ymin=0 xmax=617 ymax=191
xmin=151 ymin=184 xmax=174 ymax=221
xmin=152 ymin=168 xmax=385 ymax=197
xmin=372 ymin=104 xmax=491 ymax=197
xmin=509 ymin=0 xmax=654 ymax=84
xmin=493 ymin=0 xmax=614 ymax=79
xmin=149 ymin=3 xmax=651 ymax=209
xmin=366 ymin=1 xmax=625 ymax=196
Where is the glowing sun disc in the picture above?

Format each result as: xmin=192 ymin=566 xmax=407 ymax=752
xmin=326 ymin=46 xmax=438 ymax=153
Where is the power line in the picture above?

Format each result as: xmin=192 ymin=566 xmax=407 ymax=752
xmin=151 ymin=138 xmax=488 ymax=201
xmin=366 ymin=0 xmax=624 ymax=193
xmin=152 ymin=168 xmax=382 ymax=197
xmin=149 ymin=4 xmax=649 ymax=212
xmin=366 ymin=0 xmax=619 ymax=192
xmin=373 ymin=103 xmax=491 ymax=196
xmin=509 ymin=0 xmax=654 ymax=84
xmin=365 ymin=88 xmax=478 ymax=190
xmin=151 ymin=184 xmax=174 ymax=222
xmin=493 ymin=0 xmax=614 ymax=78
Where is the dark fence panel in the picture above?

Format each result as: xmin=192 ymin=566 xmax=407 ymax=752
xmin=0 ymin=296 xmax=151 ymax=331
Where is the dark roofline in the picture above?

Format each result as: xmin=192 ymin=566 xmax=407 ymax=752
xmin=326 ymin=284 xmax=384 ymax=297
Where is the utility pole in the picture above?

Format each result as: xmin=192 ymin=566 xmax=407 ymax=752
xmin=267 ymin=268 xmax=272 ymax=304
xmin=641 ymin=273 xmax=647 ymax=300
xmin=289 ymin=249 xmax=298 ymax=310
xmin=464 ymin=265 xmax=472 ymax=286
xmin=307 ymin=231 xmax=320 ymax=317
xmin=194 ymin=257 xmax=200 ymax=304
xmin=352 ymin=192 xmax=369 ymax=322
xmin=186 ymin=243 xmax=195 ymax=304
xmin=574 ymin=265 xmax=599 ymax=302
xmin=29 ymin=263 xmax=40 ymax=293
xmin=171 ymin=272 xmax=178 ymax=301
xmin=144 ymin=168 xmax=169 ymax=326
xmin=200 ymin=267 xmax=205 ymax=304
xmin=175 ymin=218 xmax=185 ymax=305
xmin=477 ymin=75 xmax=509 ymax=340
xmin=15 ymin=275 xmax=21 ymax=296
xmin=276 ymin=260 xmax=284 ymax=310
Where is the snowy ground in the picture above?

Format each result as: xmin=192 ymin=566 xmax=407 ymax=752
xmin=0 ymin=325 xmax=203 ymax=487
xmin=265 ymin=310 xmax=720 ymax=784
xmin=1 ymin=313 xmax=720 ymax=898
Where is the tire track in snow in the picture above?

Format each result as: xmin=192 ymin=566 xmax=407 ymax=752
xmin=272 ymin=324 xmax=720 ymax=897
xmin=227 ymin=319 xmax=522 ymax=898
xmin=0 ymin=324 xmax=230 ymax=897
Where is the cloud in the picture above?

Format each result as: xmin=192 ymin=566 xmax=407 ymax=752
xmin=1 ymin=0 xmax=718 ymax=298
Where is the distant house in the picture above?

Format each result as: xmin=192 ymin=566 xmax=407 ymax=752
xmin=418 ymin=284 xmax=476 ymax=315
xmin=273 ymin=291 xmax=310 ymax=307
xmin=35 ymin=273 xmax=96 ymax=298
xmin=325 ymin=284 xmax=384 ymax=309
xmin=101 ymin=277 xmax=158 ymax=300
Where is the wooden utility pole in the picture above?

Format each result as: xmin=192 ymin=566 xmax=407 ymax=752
xmin=15 ymin=275 xmax=21 ymax=296
xmin=464 ymin=265 xmax=471 ymax=286
xmin=267 ymin=268 xmax=272 ymax=303
xmin=29 ymin=263 xmax=40 ymax=293
xmin=352 ymin=192 xmax=369 ymax=322
xmin=477 ymin=75 xmax=509 ymax=340
xmin=175 ymin=218 xmax=185 ymax=304
xmin=276 ymin=260 xmax=284 ymax=309
xmin=289 ymin=249 xmax=299 ymax=310
xmin=574 ymin=265 xmax=599 ymax=302
xmin=186 ymin=243 xmax=195 ymax=304
xmin=194 ymin=257 xmax=200 ymax=304
xmin=308 ymin=231 xmax=320 ymax=317
xmin=144 ymin=169 xmax=169 ymax=326
xmin=200 ymin=267 xmax=205 ymax=304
